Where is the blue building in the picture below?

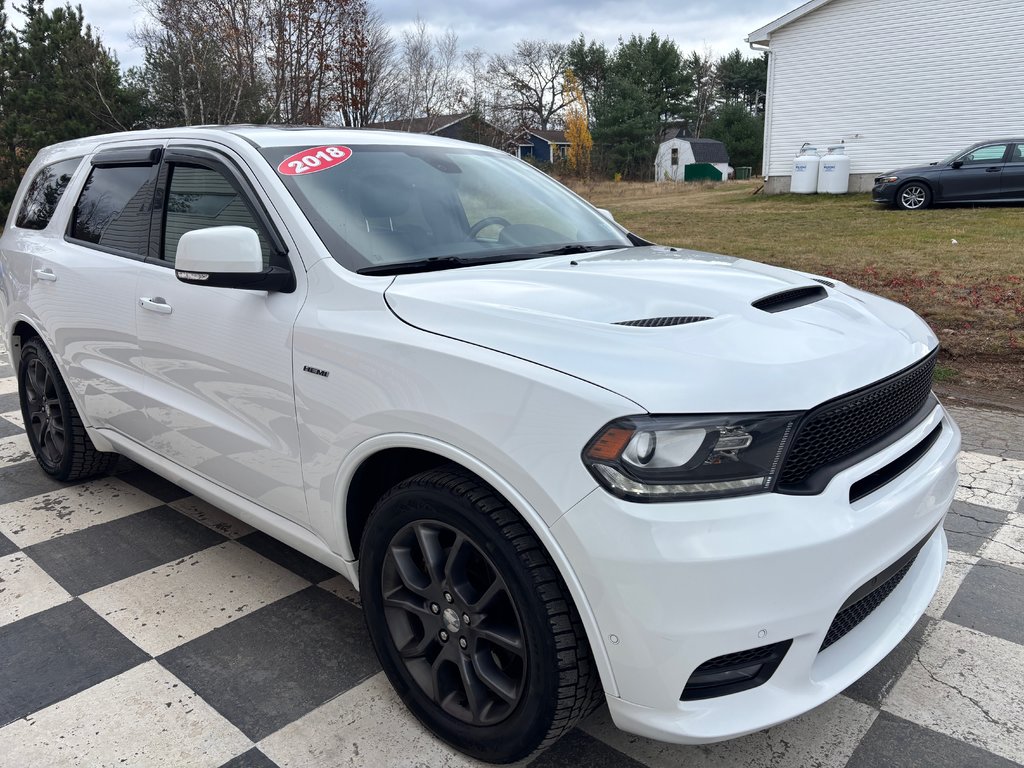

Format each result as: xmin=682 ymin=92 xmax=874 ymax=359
xmin=515 ymin=129 xmax=571 ymax=164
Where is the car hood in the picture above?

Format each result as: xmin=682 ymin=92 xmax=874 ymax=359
xmin=881 ymin=163 xmax=942 ymax=177
xmin=384 ymin=246 xmax=937 ymax=413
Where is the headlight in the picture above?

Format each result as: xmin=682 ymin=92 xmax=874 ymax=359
xmin=582 ymin=413 xmax=800 ymax=502
xmin=878 ymin=175 xmax=899 ymax=183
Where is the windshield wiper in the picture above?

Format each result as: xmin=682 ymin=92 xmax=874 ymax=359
xmin=357 ymin=252 xmax=548 ymax=276
xmin=536 ymin=243 xmax=629 ymax=256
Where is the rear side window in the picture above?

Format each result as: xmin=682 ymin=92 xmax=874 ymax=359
xmin=15 ymin=157 xmax=82 ymax=230
xmin=70 ymin=165 xmax=158 ymax=256
xmin=162 ymin=164 xmax=273 ymax=267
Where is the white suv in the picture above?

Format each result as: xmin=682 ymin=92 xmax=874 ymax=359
xmin=0 ymin=127 xmax=959 ymax=763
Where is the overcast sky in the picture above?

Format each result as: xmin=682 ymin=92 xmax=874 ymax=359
xmin=12 ymin=0 xmax=797 ymax=69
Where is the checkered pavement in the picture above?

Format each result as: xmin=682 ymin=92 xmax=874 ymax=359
xmin=1 ymin=342 xmax=1022 ymax=768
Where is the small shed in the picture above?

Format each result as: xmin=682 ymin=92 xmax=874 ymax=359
xmin=655 ymin=130 xmax=732 ymax=182
xmin=515 ymin=130 xmax=571 ymax=164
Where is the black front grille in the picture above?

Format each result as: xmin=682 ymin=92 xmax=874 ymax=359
xmin=614 ymin=316 xmax=711 ymax=327
xmin=820 ymin=557 xmax=916 ymax=651
xmin=777 ymin=350 xmax=937 ymax=492
xmin=819 ymin=526 xmax=934 ymax=652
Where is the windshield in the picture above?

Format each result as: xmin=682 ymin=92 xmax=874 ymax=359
xmin=261 ymin=144 xmax=632 ymax=273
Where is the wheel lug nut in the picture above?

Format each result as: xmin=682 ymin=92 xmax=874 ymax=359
xmin=459 ymin=637 xmax=467 ymax=649
xmin=439 ymin=630 xmax=449 ymax=642
xmin=443 ymin=591 xmax=454 ymax=604
xmin=430 ymin=603 xmax=440 ymax=614
xmin=462 ymin=613 xmax=470 ymax=626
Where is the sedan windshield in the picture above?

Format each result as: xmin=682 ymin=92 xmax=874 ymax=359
xmin=261 ymin=144 xmax=632 ymax=274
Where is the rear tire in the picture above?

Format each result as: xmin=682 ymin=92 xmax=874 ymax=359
xmin=18 ymin=338 xmax=117 ymax=481
xmin=896 ymin=181 xmax=931 ymax=210
xmin=359 ymin=466 xmax=600 ymax=763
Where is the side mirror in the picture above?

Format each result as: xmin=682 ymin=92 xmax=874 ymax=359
xmin=951 ymin=160 xmax=964 ymax=169
xmin=175 ymin=226 xmax=294 ymax=292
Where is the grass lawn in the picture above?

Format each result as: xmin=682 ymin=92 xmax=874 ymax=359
xmin=573 ymin=179 xmax=1024 ymax=395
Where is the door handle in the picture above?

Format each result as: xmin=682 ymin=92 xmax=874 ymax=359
xmin=33 ymin=268 xmax=57 ymax=282
xmin=139 ymin=296 xmax=172 ymax=314
xmin=985 ymin=167 xmax=1002 ymax=172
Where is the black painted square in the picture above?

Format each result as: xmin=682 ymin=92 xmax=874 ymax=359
xmin=526 ymin=728 xmax=648 ymax=767
xmin=847 ymin=711 xmax=1021 ymax=768
xmin=237 ymin=531 xmax=337 ymax=584
xmin=943 ymin=559 xmax=1024 ymax=646
xmin=0 ymin=530 xmax=17 ymax=558
xmin=25 ymin=505 xmax=226 ymax=595
xmin=944 ymin=501 xmax=1009 ymax=555
xmin=0 ymin=416 xmax=23 ymax=439
xmin=158 ymin=586 xmax=379 ymax=741
xmin=218 ymin=748 xmax=281 ymax=768
xmin=0 ymin=460 xmax=87 ymax=505
xmin=0 ymin=599 xmax=148 ymax=725
xmin=115 ymin=467 xmax=191 ymax=503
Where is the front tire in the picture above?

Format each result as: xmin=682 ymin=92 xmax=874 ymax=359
xmin=359 ymin=467 xmax=599 ymax=763
xmin=18 ymin=338 xmax=117 ymax=481
xmin=896 ymin=181 xmax=931 ymax=210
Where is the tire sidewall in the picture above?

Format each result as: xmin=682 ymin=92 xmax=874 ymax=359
xmin=897 ymin=181 xmax=931 ymax=210
xmin=18 ymin=340 xmax=74 ymax=478
xmin=359 ymin=483 xmax=562 ymax=763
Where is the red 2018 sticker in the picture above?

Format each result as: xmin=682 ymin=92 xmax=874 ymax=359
xmin=277 ymin=145 xmax=352 ymax=175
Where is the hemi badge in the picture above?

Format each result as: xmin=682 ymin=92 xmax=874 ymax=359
xmin=303 ymin=365 xmax=329 ymax=378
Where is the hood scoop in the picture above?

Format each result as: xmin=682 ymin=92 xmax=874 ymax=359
xmin=614 ymin=316 xmax=712 ymax=328
xmin=752 ymin=285 xmax=827 ymax=313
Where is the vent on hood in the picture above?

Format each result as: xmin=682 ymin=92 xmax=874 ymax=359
xmin=752 ymin=285 xmax=827 ymax=313
xmin=614 ymin=316 xmax=712 ymax=328
xmin=812 ymin=277 xmax=836 ymax=288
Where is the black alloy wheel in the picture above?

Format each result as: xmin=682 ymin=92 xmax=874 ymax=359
xmin=359 ymin=467 xmax=599 ymax=763
xmin=18 ymin=338 xmax=117 ymax=481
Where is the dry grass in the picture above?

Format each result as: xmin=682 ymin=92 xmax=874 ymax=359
xmin=572 ymin=179 xmax=1024 ymax=392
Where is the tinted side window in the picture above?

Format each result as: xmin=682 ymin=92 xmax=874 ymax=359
xmin=70 ymin=165 xmax=158 ymax=255
xmin=15 ymin=157 xmax=82 ymax=230
xmin=162 ymin=164 xmax=273 ymax=267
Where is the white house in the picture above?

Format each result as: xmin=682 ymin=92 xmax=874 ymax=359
xmin=747 ymin=0 xmax=1024 ymax=193
xmin=655 ymin=130 xmax=732 ymax=181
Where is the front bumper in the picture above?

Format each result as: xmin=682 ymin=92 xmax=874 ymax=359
xmin=552 ymin=402 xmax=959 ymax=743
xmin=872 ymin=182 xmax=898 ymax=204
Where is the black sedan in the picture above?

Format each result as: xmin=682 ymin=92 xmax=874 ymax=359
xmin=872 ymin=139 xmax=1024 ymax=210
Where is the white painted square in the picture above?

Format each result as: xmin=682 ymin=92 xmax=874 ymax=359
xmin=0 ymin=409 xmax=24 ymax=429
xmin=82 ymin=541 xmax=308 ymax=656
xmin=582 ymin=694 xmax=877 ymax=768
xmin=0 ymin=552 xmax=72 ymax=627
xmin=259 ymin=672 xmax=499 ymax=768
xmin=318 ymin=575 xmax=361 ymax=607
xmin=169 ymin=495 xmax=255 ymax=539
xmin=884 ymin=620 xmax=1024 ymax=763
xmin=0 ymin=377 xmax=18 ymax=396
xmin=0 ymin=660 xmax=251 ymax=767
xmin=0 ymin=478 xmax=162 ymax=548
xmin=925 ymin=549 xmax=979 ymax=618
xmin=956 ymin=452 xmax=1024 ymax=513
xmin=0 ymin=434 xmax=33 ymax=467
xmin=979 ymin=510 xmax=1024 ymax=569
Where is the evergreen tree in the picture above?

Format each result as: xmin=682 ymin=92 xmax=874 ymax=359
xmin=592 ymin=34 xmax=689 ymax=179
xmin=704 ymin=102 xmax=765 ymax=173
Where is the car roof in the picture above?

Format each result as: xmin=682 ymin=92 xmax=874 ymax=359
xmin=35 ymin=125 xmax=502 ymax=162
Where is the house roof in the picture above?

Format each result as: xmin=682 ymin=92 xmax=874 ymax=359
xmin=659 ymin=136 xmax=730 ymax=164
xmin=526 ymin=129 xmax=569 ymax=144
xmin=366 ymin=113 xmax=472 ymax=134
xmin=746 ymin=0 xmax=835 ymax=46
xmin=660 ymin=127 xmax=691 ymax=142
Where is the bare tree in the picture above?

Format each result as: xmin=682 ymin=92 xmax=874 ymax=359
xmin=684 ymin=46 xmax=719 ymax=137
xmin=393 ymin=17 xmax=464 ymax=124
xmin=335 ymin=3 xmax=397 ymax=126
xmin=488 ymin=40 xmax=569 ymax=130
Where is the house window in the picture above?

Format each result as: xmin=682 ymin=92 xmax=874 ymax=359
xmin=671 ymin=148 xmax=679 ymax=166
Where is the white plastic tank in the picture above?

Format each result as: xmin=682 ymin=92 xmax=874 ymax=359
xmin=817 ymin=145 xmax=851 ymax=194
xmin=791 ymin=145 xmax=820 ymax=194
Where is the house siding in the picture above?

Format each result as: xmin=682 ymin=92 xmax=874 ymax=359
xmin=762 ymin=0 xmax=1024 ymax=186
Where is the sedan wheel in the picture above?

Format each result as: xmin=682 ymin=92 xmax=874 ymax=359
xmin=359 ymin=467 xmax=600 ymax=763
xmin=897 ymin=182 xmax=931 ymax=210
